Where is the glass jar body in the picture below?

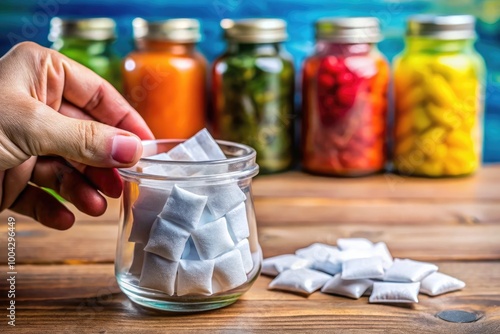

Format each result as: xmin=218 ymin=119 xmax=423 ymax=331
xmin=122 ymin=40 xmax=207 ymax=139
xmin=53 ymin=37 xmax=122 ymax=90
xmin=393 ymin=37 xmax=485 ymax=177
xmin=212 ymin=43 xmax=295 ymax=174
xmin=116 ymin=140 xmax=261 ymax=312
xmin=302 ymin=41 xmax=389 ymax=176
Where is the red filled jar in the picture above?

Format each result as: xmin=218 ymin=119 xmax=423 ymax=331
xmin=302 ymin=17 xmax=389 ymax=176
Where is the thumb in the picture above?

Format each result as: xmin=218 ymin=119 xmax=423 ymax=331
xmin=28 ymin=103 xmax=143 ymax=168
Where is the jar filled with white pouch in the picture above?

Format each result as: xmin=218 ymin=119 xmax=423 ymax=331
xmin=115 ymin=130 xmax=261 ymax=312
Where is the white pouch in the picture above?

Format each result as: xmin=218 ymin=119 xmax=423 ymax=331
xmin=321 ymin=274 xmax=373 ymax=299
xmin=261 ymin=254 xmax=313 ymax=277
xmin=185 ymin=128 xmax=226 ymax=160
xmin=313 ymin=254 xmax=343 ymax=275
xmin=225 ymin=202 xmax=250 ymax=243
xmin=372 ymin=242 xmax=393 ymax=269
xmin=177 ymin=259 xmax=215 ymax=296
xmin=133 ymin=185 xmax=170 ymax=212
xmin=128 ymin=206 xmax=159 ymax=244
xmin=338 ymin=248 xmax=373 ymax=263
xmin=268 ymin=268 xmax=331 ymax=296
xmin=144 ymin=217 xmax=191 ymax=262
xmin=337 ymin=238 xmax=373 ymax=250
xmin=296 ymin=243 xmax=340 ymax=262
xmin=186 ymin=183 xmax=246 ymax=220
xmin=369 ymin=282 xmax=420 ymax=303
xmin=165 ymin=143 xmax=195 ymax=161
xmin=420 ymin=272 xmax=465 ymax=296
xmin=341 ymin=256 xmax=385 ymax=280
xmin=139 ymin=252 xmax=179 ymax=296
xmin=191 ymin=217 xmax=235 ymax=260
xmin=383 ymin=259 xmax=438 ymax=282
xmin=213 ymin=249 xmax=248 ymax=292
xmin=235 ymin=239 xmax=254 ymax=274
xmin=159 ymin=185 xmax=208 ymax=231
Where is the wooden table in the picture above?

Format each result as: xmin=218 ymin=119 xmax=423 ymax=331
xmin=1 ymin=166 xmax=500 ymax=333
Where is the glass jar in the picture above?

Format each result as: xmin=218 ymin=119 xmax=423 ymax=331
xmin=116 ymin=139 xmax=261 ymax=312
xmin=50 ymin=17 xmax=122 ymax=90
xmin=393 ymin=15 xmax=485 ymax=177
xmin=302 ymin=18 xmax=389 ymax=176
xmin=212 ymin=19 xmax=295 ymax=174
xmin=123 ymin=18 xmax=207 ymax=139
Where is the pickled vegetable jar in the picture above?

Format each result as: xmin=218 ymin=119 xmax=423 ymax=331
xmin=123 ymin=18 xmax=206 ymax=139
xmin=212 ymin=19 xmax=295 ymax=174
xmin=50 ymin=17 xmax=122 ymax=90
xmin=393 ymin=15 xmax=485 ymax=177
xmin=302 ymin=18 xmax=389 ymax=176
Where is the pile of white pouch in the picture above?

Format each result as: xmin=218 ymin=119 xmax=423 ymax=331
xmin=263 ymin=238 xmax=465 ymax=303
xmin=127 ymin=129 xmax=254 ymax=296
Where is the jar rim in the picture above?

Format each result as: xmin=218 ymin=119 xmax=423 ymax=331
xmin=119 ymin=139 xmax=259 ymax=182
xmin=133 ymin=18 xmax=201 ymax=43
xmin=315 ymin=17 xmax=382 ymax=43
xmin=49 ymin=17 xmax=116 ymax=41
xmin=221 ymin=18 xmax=288 ymax=43
xmin=406 ymin=15 xmax=476 ymax=40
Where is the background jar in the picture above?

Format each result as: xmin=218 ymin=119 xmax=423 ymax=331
xmin=116 ymin=140 xmax=261 ymax=312
xmin=123 ymin=18 xmax=207 ymax=139
xmin=393 ymin=15 xmax=485 ymax=177
xmin=50 ymin=17 xmax=122 ymax=91
xmin=302 ymin=17 xmax=389 ymax=176
xmin=212 ymin=19 xmax=295 ymax=174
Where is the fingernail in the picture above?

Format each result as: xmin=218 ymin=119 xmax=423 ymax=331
xmin=111 ymin=135 xmax=140 ymax=164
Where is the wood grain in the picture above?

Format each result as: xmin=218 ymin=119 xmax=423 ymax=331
xmin=1 ymin=262 xmax=498 ymax=302
xmin=1 ymin=262 xmax=499 ymax=333
xmin=0 ymin=167 xmax=499 ymax=333
xmin=3 ymin=296 xmax=500 ymax=334
xmin=259 ymin=224 xmax=500 ymax=260
xmin=2 ymin=219 xmax=498 ymax=264
xmin=252 ymin=166 xmax=500 ymax=200
xmin=254 ymin=198 xmax=500 ymax=226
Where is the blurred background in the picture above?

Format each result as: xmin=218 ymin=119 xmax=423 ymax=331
xmin=1 ymin=0 xmax=499 ymax=163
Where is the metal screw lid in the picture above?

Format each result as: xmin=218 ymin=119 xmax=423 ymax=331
xmin=49 ymin=17 xmax=116 ymax=41
xmin=406 ymin=15 xmax=476 ymax=40
xmin=315 ymin=17 xmax=382 ymax=43
xmin=133 ymin=18 xmax=201 ymax=43
xmin=221 ymin=18 xmax=288 ymax=43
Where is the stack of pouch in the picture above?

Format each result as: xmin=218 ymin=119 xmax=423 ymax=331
xmin=127 ymin=129 xmax=255 ymax=296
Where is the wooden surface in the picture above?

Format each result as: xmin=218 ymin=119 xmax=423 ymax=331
xmin=1 ymin=166 xmax=500 ymax=333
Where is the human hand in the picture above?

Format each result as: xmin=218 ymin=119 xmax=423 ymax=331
xmin=0 ymin=42 xmax=154 ymax=230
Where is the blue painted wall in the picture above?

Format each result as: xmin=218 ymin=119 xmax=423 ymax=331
xmin=1 ymin=0 xmax=499 ymax=162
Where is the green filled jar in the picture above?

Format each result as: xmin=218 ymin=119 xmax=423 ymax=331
xmin=393 ymin=15 xmax=485 ymax=177
xmin=50 ymin=17 xmax=122 ymax=90
xmin=212 ymin=19 xmax=295 ymax=174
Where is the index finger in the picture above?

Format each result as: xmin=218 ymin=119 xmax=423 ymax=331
xmin=57 ymin=51 xmax=154 ymax=140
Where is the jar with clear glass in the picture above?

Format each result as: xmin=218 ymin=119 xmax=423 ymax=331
xmin=123 ymin=18 xmax=207 ymax=139
xmin=212 ymin=19 xmax=295 ymax=174
xmin=50 ymin=17 xmax=122 ymax=90
xmin=116 ymin=139 xmax=261 ymax=312
xmin=302 ymin=17 xmax=389 ymax=176
xmin=393 ymin=15 xmax=485 ymax=177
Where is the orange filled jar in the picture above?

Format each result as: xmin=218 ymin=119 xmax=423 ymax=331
xmin=123 ymin=18 xmax=206 ymax=139
xmin=302 ymin=18 xmax=389 ymax=176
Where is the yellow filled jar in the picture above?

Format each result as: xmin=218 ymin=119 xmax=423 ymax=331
xmin=393 ymin=15 xmax=485 ymax=177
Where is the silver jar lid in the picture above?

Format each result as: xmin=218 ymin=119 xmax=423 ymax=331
xmin=133 ymin=18 xmax=201 ymax=43
xmin=49 ymin=17 xmax=116 ymax=41
xmin=221 ymin=18 xmax=288 ymax=43
xmin=315 ymin=17 xmax=382 ymax=43
xmin=406 ymin=15 xmax=476 ymax=40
